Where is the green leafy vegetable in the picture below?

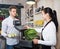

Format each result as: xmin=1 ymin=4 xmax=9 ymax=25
xmin=24 ymin=29 xmax=38 ymax=40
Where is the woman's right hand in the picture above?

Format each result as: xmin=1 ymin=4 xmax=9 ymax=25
xmin=33 ymin=39 xmax=38 ymax=44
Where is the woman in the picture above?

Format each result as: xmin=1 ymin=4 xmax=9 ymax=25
xmin=25 ymin=7 xmax=58 ymax=49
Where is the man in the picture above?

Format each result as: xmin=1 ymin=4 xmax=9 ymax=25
xmin=1 ymin=6 xmax=20 ymax=49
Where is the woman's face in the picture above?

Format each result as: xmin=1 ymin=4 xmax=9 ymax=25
xmin=41 ymin=11 xmax=51 ymax=21
xmin=41 ymin=11 xmax=47 ymax=21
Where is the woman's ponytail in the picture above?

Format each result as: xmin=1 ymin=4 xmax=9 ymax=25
xmin=52 ymin=10 xmax=58 ymax=32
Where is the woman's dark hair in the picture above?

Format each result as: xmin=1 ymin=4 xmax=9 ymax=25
xmin=42 ymin=7 xmax=58 ymax=32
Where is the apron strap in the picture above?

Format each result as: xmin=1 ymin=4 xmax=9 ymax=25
xmin=41 ymin=20 xmax=52 ymax=40
xmin=40 ymin=20 xmax=52 ymax=49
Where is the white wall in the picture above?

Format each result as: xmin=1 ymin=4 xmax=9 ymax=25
xmin=21 ymin=8 xmax=26 ymax=25
xmin=37 ymin=0 xmax=54 ymax=9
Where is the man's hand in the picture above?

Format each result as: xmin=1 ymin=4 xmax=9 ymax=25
xmin=7 ymin=33 xmax=17 ymax=38
xmin=33 ymin=39 xmax=38 ymax=44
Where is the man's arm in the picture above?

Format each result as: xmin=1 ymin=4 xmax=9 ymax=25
xmin=1 ymin=20 xmax=8 ymax=37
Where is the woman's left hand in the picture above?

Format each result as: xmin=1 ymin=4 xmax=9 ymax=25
xmin=33 ymin=39 xmax=38 ymax=44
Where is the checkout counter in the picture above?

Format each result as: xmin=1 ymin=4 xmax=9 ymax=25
xmin=13 ymin=19 xmax=40 ymax=49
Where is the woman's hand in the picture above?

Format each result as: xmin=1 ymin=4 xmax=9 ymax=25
xmin=24 ymin=25 xmax=30 ymax=29
xmin=33 ymin=39 xmax=38 ymax=44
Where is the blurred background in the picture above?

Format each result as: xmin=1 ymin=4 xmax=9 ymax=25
xmin=0 ymin=0 xmax=60 ymax=49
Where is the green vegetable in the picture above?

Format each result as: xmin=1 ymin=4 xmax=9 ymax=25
xmin=24 ymin=29 xmax=38 ymax=40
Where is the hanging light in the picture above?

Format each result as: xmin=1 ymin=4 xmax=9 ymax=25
xmin=26 ymin=0 xmax=35 ymax=5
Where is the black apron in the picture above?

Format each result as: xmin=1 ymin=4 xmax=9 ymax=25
xmin=40 ymin=20 xmax=52 ymax=49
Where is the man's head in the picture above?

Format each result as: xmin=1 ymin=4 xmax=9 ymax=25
xmin=9 ymin=6 xmax=17 ymax=17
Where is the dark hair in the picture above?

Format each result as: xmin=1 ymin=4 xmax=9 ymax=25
xmin=42 ymin=7 xmax=58 ymax=32
xmin=9 ymin=6 xmax=17 ymax=11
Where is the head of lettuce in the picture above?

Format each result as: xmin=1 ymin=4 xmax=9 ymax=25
xmin=24 ymin=29 xmax=39 ymax=41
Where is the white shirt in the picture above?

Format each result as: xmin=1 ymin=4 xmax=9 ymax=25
xmin=35 ymin=21 xmax=56 ymax=46
xmin=1 ymin=16 xmax=20 ymax=45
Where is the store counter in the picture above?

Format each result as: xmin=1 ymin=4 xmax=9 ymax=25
xmin=14 ymin=29 xmax=40 ymax=49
